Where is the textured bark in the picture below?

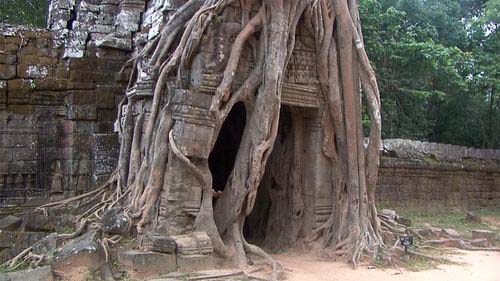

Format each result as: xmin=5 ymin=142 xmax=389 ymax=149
xmin=38 ymin=0 xmax=385 ymax=270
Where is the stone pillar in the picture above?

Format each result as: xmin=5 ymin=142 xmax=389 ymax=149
xmin=303 ymin=111 xmax=333 ymax=232
xmin=155 ymin=89 xmax=215 ymax=235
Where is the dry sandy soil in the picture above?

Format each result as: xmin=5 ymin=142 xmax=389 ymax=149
xmin=273 ymin=250 xmax=500 ymax=281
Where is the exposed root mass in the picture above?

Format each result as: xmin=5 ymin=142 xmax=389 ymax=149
xmin=4 ymin=0 xmax=455 ymax=278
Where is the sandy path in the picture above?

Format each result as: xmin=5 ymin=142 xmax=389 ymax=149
xmin=274 ymin=250 xmax=500 ymax=281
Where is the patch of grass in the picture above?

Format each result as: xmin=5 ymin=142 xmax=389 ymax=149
xmin=399 ymin=254 xmax=436 ymax=271
xmin=0 ymin=261 xmax=29 ymax=273
xmin=83 ymin=268 xmax=97 ymax=281
xmin=59 ymin=225 xmax=76 ymax=234
xmin=393 ymin=208 xmax=500 ymax=239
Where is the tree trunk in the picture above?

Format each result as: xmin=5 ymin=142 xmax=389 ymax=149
xmin=49 ymin=0 xmax=384 ymax=269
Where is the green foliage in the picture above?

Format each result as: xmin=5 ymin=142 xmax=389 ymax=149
xmin=0 ymin=0 xmax=49 ymax=27
xmin=396 ymin=209 xmax=500 ymax=239
xmin=360 ymin=0 xmax=500 ymax=148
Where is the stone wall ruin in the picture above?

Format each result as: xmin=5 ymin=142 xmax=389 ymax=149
xmin=0 ymin=0 xmax=499 ymax=253
xmin=377 ymin=139 xmax=500 ymax=209
xmin=0 ymin=0 xmax=499 ymax=271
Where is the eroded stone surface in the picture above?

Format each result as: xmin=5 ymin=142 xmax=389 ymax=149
xmin=52 ymin=230 xmax=106 ymax=272
xmin=472 ymin=230 xmax=496 ymax=246
xmin=118 ymin=250 xmax=176 ymax=274
xmin=101 ymin=208 xmax=130 ymax=235
xmin=177 ymin=254 xmax=215 ymax=273
xmin=0 ymin=215 xmax=21 ymax=231
xmin=0 ymin=266 xmax=53 ymax=281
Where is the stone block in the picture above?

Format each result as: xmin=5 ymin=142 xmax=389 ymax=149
xmin=472 ymin=230 xmax=496 ymax=246
xmin=0 ymin=148 xmax=11 ymax=161
xmin=0 ymin=43 xmax=18 ymax=55
xmin=176 ymin=254 xmax=215 ymax=272
xmin=7 ymin=79 xmax=35 ymax=92
xmin=18 ymin=47 xmax=51 ymax=57
xmin=92 ymin=133 xmax=119 ymax=175
xmin=143 ymin=235 xmax=176 ymax=254
xmin=170 ymin=232 xmax=214 ymax=256
xmin=97 ymin=108 xmax=117 ymax=122
xmin=22 ymin=211 xmax=57 ymax=232
xmin=0 ymin=215 xmax=22 ymax=231
xmin=470 ymin=238 xmax=489 ymax=248
xmin=53 ymin=230 xmax=106 ymax=273
xmin=0 ymin=54 xmax=16 ymax=65
xmin=116 ymin=10 xmax=141 ymax=32
xmin=79 ymin=1 xmax=100 ymax=12
xmin=95 ymin=89 xmax=115 ymax=109
xmin=0 ymin=265 xmax=53 ymax=281
xmin=18 ymin=55 xmax=58 ymax=66
xmin=101 ymin=208 xmax=130 ymax=235
xmin=100 ymin=4 xmax=118 ymax=14
xmin=1 ymin=36 xmax=22 ymax=45
xmin=0 ymin=231 xmax=47 ymax=249
xmin=69 ymin=70 xmax=114 ymax=82
xmin=0 ymin=231 xmax=16 ymax=248
xmin=96 ymin=34 xmax=132 ymax=51
xmin=67 ymin=104 xmax=97 ymax=120
xmin=12 ymin=148 xmax=37 ymax=161
xmin=0 ymin=64 xmax=16 ymax=79
xmin=17 ymin=64 xmax=49 ymax=79
xmin=8 ymin=161 xmax=37 ymax=174
xmin=68 ymin=90 xmax=96 ymax=105
xmin=118 ymin=250 xmax=176 ymax=274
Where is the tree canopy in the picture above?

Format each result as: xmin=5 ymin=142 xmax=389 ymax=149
xmin=0 ymin=0 xmax=48 ymax=27
xmin=1 ymin=0 xmax=498 ymax=148
xmin=360 ymin=0 xmax=499 ymax=148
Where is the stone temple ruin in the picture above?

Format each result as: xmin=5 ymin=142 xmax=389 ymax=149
xmin=0 ymin=0 xmax=499 ymax=277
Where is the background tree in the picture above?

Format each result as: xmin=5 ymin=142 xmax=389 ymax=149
xmin=0 ymin=0 xmax=48 ymax=27
xmin=359 ymin=0 xmax=499 ymax=148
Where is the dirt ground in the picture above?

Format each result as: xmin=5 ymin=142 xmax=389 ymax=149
xmin=273 ymin=250 xmax=500 ymax=281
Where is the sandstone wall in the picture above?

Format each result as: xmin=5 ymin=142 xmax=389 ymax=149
xmin=376 ymin=139 xmax=500 ymax=209
xmin=0 ymin=24 xmax=128 ymax=211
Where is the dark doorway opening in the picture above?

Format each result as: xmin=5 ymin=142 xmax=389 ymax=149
xmin=243 ymin=106 xmax=297 ymax=249
xmin=208 ymin=102 xmax=246 ymax=192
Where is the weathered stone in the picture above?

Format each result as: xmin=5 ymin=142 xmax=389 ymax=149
xmin=32 ymin=233 xmax=61 ymax=256
xmin=96 ymin=34 xmax=132 ymax=51
xmin=470 ymin=238 xmax=489 ymax=248
xmin=66 ymin=104 xmax=97 ymax=120
xmin=101 ymin=208 xmax=130 ymax=235
xmin=472 ymin=230 xmax=496 ymax=246
xmin=441 ymin=228 xmax=461 ymax=239
xmin=177 ymin=254 xmax=215 ymax=273
xmin=143 ymin=235 xmax=176 ymax=254
xmin=22 ymin=212 xmax=57 ymax=232
xmin=0 ymin=231 xmax=47 ymax=258
xmin=92 ymin=133 xmax=119 ymax=176
xmin=17 ymin=64 xmax=49 ymax=79
xmin=0 ymin=54 xmax=16 ymax=65
xmin=0 ymin=43 xmax=19 ymax=55
xmin=116 ymin=10 xmax=141 ymax=32
xmin=0 ymin=64 xmax=16 ymax=79
xmin=170 ymin=232 xmax=214 ymax=256
xmin=53 ymin=230 xmax=106 ymax=271
xmin=0 ymin=266 xmax=53 ymax=281
xmin=0 ymin=215 xmax=22 ymax=231
xmin=18 ymin=55 xmax=58 ymax=66
xmin=100 ymin=4 xmax=118 ymax=14
xmin=118 ymin=250 xmax=176 ymax=274
xmin=6 ymin=79 xmax=36 ymax=92
xmin=79 ymin=1 xmax=100 ymax=12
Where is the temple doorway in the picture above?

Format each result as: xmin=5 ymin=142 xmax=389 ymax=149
xmin=208 ymin=102 xmax=246 ymax=193
xmin=243 ymin=106 xmax=307 ymax=251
